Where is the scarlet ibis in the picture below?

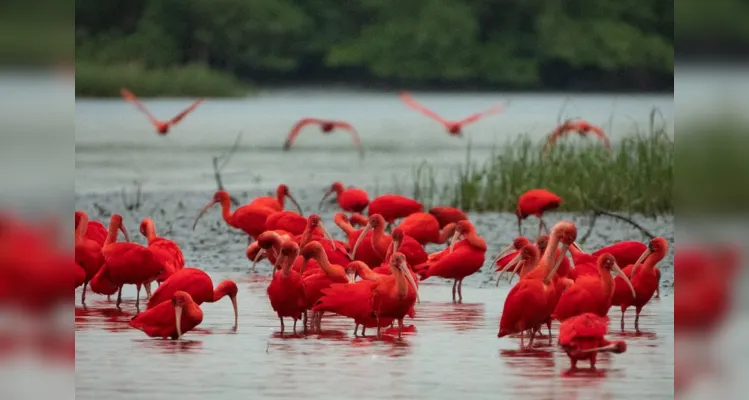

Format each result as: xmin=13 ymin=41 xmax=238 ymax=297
xmin=428 ymin=206 xmax=468 ymax=228
xmin=367 ymin=194 xmax=423 ymax=224
xmin=544 ymin=119 xmax=611 ymax=152
xmin=193 ymin=190 xmax=275 ymax=240
xmin=515 ymin=189 xmax=563 ymax=236
xmin=400 ymin=92 xmax=506 ymax=136
xmin=283 ymin=118 xmax=363 ymax=157
xmin=248 ymin=184 xmax=303 ymax=214
xmin=129 ymin=291 xmax=203 ymax=339
xmin=558 ymin=313 xmax=626 ymax=369
xmin=267 ymin=241 xmax=306 ymax=335
xmin=120 ymin=88 xmax=202 ymax=135
xmin=318 ymin=182 xmax=370 ymax=213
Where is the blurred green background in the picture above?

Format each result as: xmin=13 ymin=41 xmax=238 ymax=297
xmin=73 ymin=0 xmax=677 ymax=97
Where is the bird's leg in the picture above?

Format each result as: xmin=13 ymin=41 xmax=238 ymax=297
xmin=303 ymin=310 xmax=308 ymax=334
xmin=452 ymin=280 xmax=457 ymax=302
xmin=279 ymin=317 xmax=285 ymax=335
xmin=398 ymin=318 xmax=404 ymax=339
xmin=81 ymin=281 xmax=88 ymax=308
xmin=635 ymin=308 xmax=641 ymax=332
xmin=107 ymin=295 xmax=111 ymax=301
xmin=354 ymin=324 xmax=360 ymax=336
xmin=538 ymin=218 xmax=550 ymax=236
xmin=546 ymin=319 xmax=552 ymax=341
xmin=655 ymin=285 xmax=660 ymax=299
xmin=528 ymin=328 xmax=537 ymax=347
xmin=620 ymin=309 xmax=625 ymax=331
xmin=520 ymin=329 xmax=525 ymax=349
xmin=293 ymin=318 xmax=298 ymax=334
xmin=316 ymin=312 xmax=323 ymax=333
xmin=571 ymin=359 xmax=577 ymax=370
xmin=135 ymin=284 xmax=141 ymax=312
xmin=376 ymin=315 xmax=381 ymax=339
xmin=457 ymin=279 xmax=464 ymax=302
xmin=362 ymin=326 xmax=367 ymax=337
xmin=386 ymin=222 xmax=393 ymax=233
xmin=144 ymin=281 xmax=152 ymax=299
xmin=116 ymin=286 xmax=123 ymax=310
xmin=590 ymin=354 xmax=597 ymax=369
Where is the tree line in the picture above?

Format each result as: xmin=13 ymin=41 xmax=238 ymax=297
xmin=76 ymin=0 xmax=676 ymax=92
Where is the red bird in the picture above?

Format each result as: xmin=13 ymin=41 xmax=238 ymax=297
xmin=75 ymin=263 xmax=86 ymax=289
xmin=146 ymin=268 xmax=238 ymax=330
xmin=367 ymin=194 xmax=423 ymax=224
xmin=99 ymin=214 xmax=165 ymax=310
xmin=495 ymin=242 xmax=540 ymax=286
xmin=264 ymin=211 xmax=307 ymax=236
xmin=318 ymin=182 xmax=370 ymax=213
xmin=428 ymin=206 xmax=468 ymax=228
xmin=498 ymin=221 xmax=577 ymax=347
xmin=352 ymin=214 xmax=427 ymax=268
xmin=349 ymin=213 xmax=369 ymax=227
xmin=130 ymin=291 xmax=203 ymax=339
xmin=611 ymin=237 xmax=669 ymax=331
xmin=120 ymin=88 xmax=202 ymax=135
xmin=249 ymin=230 xmax=295 ymax=272
xmin=283 ymin=118 xmax=363 ymax=157
xmin=333 ymin=213 xmax=381 ymax=268
xmin=267 ymin=241 xmax=306 ymax=335
xmin=299 ymin=241 xmax=353 ymax=332
xmin=74 ymin=211 xmax=107 ymax=306
xmin=396 ymin=212 xmax=455 ymax=245
xmin=400 ymin=92 xmax=505 ymax=136
xmin=193 ymin=190 xmax=276 ymax=240
xmin=417 ymin=220 xmax=486 ymax=302
xmin=492 ymin=236 xmax=532 ymax=273
xmin=76 ymin=211 xmax=107 ymax=246
xmin=248 ymin=184 xmax=303 ymax=214
xmin=515 ymin=189 xmax=563 ymax=236
xmin=140 ymin=218 xmax=185 ymax=284
xmin=370 ymin=253 xmax=420 ymax=338
xmin=544 ymin=119 xmax=611 ymax=152
xmin=553 ymin=254 xmax=635 ymax=321
xmin=590 ymin=241 xmax=654 ymax=296
xmin=558 ymin=313 xmax=627 ymax=369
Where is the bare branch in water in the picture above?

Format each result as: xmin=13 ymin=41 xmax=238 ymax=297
xmin=212 ymin=131 xmax=244 ymax=207
xmin=592 ymin=209 xmax=656 ymax=240
xmin=579 ymin=212 xmax=599 ymax=245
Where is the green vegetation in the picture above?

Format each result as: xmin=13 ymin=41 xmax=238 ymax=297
xmin=75 ymin=62 xmax=249 ymax=98
xmin=75 ymin=0 xmax=675 ymax=95
xmin=410 ymin=115 xmax=674 ymax=215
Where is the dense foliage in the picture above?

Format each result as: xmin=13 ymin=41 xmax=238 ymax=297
xmin=76 ymin=0 xmax=675 ymax=95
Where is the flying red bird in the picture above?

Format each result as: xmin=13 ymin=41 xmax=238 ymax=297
xmin=543 ymin=119 xmax=611 ymax=152
xmin=283 ymin=118 xmax=363 ymax=157
xmin=120 ymin=88 xmax=203 ymax=135
xmin=400 ymin=92 xmax=506 ymax=136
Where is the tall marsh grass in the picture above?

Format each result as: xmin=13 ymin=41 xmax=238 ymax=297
xmin=411 ymin=123 xmax=674 ymax=215
xmin=75 ymin=62 xmax=250 ymax=98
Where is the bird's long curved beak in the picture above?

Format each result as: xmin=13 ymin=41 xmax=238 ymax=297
xmin=350 ymin=224 xmax=371 ymax=260
xmin=492 ymin=243 xmax=516 ymax=267
xmin=399 ymin=259 xmax=420 ymax=304
xmin=612 ymin=262 xmax=636 ymax=299
xmin=571 ymin=241 xmax=584 ymax=253
xmin=193 ymin=200 xmax=217 ymax=230
xmin=317 ymin=189 xmax=334 ymax=211
xmin=449 ymin=230 xmax=462 ymax=253
xmin=629 ymin=248 xmax=652 ymax=279
xmin=504 ymin=252 xmax=525 ymax=285
xmin=251 ymin=248 xmax=266 ymax=272
xmin=580 ymin=342 xmax=623 ymax=354
xmin=318 ymin=222 xmax=337 ymax=251
xmin=545 ymin=243 xmax=570 ymax=283
xmin=119 ymin=224 xmax=131 ymax=243
xmin=286 ymin=194 xmax=304 ymax=216
xmin=174 ymin=304 xmax=184 ymax=339
xmin=230 ymin=295 xmax=238 ymax=330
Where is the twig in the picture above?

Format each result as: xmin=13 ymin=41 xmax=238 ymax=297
xmin=218 ymin=131 xmax=243 ymax=171
xmin=579 ymin=212 xmax=599 ymax=245
xmin=212 ymin=131 xmax=243 ymax=206
xmin=591 ymin=208 xmax=656 ymax=240
xmin=557 ymin=97 xmax=571 ymax=125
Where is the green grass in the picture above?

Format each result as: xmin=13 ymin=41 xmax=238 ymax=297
xmin=410 ymin=119 xmax=674 ymax=215
xmin=75 ymin=62 xmax=251 ymax=98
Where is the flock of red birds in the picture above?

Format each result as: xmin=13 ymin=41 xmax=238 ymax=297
xmin=120 ymin=89 xmax=611 ymax=156
xmin=75 ymin=182 xmax=668 ymax=370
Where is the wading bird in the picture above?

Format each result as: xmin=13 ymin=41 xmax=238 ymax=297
xmin=544 ymin=119 xmax=611 ymax=152
xmin=558 ymin=313 xmax=626 ymax=370
xmin=120 ymin=88 xmax=203 ymax=135
xmin=318 ymin=182 xmax=370 ymax=213
xmin=368 ymin=194 xmax=423 ymax=224
xmin=372 ymin=253 xmax=420 ymax=338
xmin=267 ymin=242 xmax=306 ymax=335
xmin=249 ymin=184 xmax=303 ymax=214
xmin=428 ymin=206 xmax=468 ymax=228
xmin=193 ymin=190 xmax=276 ymax=240
xmin=76 ymin=211 xmax=107 ymax=246
xmin=498 ymin=221 xmax=577 ymax=347
xmin=352 ymin=214 xmax=427 ymax=268
xmin=300 ymin=241 xmax=353 ymax=332
xmin=400 ymin=92 xmax=506 ymax=136
xmin=130 ymin=291 xmax=203 ymax=339
xmin=553 ymin=254 xmax=635 ymax=321
xmin=611 ymin=237 xmax=668 ymax=331
xmin=395 ymin=212 xmax=455 ymax=245
xmin=264 ymin=211 xmax=308 ymax=236
xmin=74 ymin=211 xmax=106 ymax=306
xmin=334 ymin=213 xmax=381 ymax=267
xmin=100 ymin=215 xmax=165 ymax=311
xmin=417 ymin=220 xmax=486 ymax=302
xmin=140 ymin=218 xmax=184 ymax=283
xmin=516 ymin=189 xmax=562 ymax=236
xmin=146 ymin=268 xmax=238 ymax=330
xmin=283 ymin=118 xmax=363 ymax=157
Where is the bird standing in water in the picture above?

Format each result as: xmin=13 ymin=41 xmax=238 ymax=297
xmin=558 ymin=313 xmax=627 ymax=369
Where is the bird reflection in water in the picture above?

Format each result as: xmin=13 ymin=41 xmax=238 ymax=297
xmin=133 ymin=339 xmax=204 ymax=354
xmin=75 ymin=305 xmax=134 ymax=332
xmin=499 ymin=348 xmax=556 ymax=380
xmin=423 ymin=302 xmax=484 ymax=332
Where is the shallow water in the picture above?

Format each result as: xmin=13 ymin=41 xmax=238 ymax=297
xmin=75 ymin=274 xmax=673 ymax=400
